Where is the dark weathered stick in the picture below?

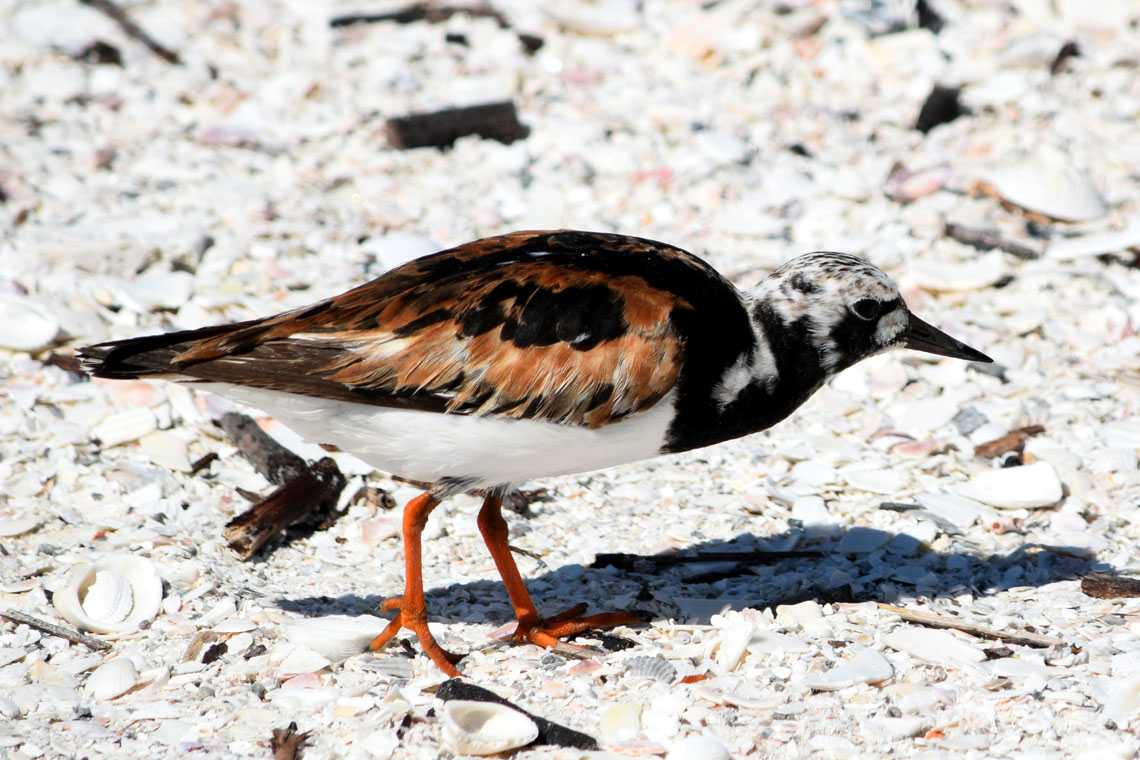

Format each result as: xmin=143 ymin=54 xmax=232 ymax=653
xmin=1082 ymin=573 xmax=1140 ymax=599
xmin=79 ymin=0 xmax=181 ymax=64
xmin=330 ymin=3 xmax=509 ymax=28
xmin=219 ymin=412 xmax=306 ymax=485
xmin=974 ymin=425 xmax=1046 ymax=459
xmin=223 ymin=458 xmax=346 ymax=558
xmin=0 ymin=609 xmax=112 ymax=651
xmin=945 ymin=221 xmax=1041 ymax=260
xmin=386 ymin=101 xmax=528 ymax=150
xmin=871 ymin=603 xmax=1063 ymax=648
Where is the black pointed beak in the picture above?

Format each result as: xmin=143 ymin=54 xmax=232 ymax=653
xmin=902 ymin=312 xmax=992 ymax=363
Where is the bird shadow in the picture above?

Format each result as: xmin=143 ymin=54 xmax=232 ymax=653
xmin=272 ymin=522 xmax=1094 ymax=640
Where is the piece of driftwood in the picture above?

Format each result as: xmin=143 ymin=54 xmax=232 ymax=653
xmin=915 ymin=84 xmax=965 ymax=134
xmin=270 ymin=722 xmax=311 ymax=760
xmin=79 ymin=0 xmax=180 ymax=64
xmin=223 ymin=457 xmax=346 ymax=559
xmin=218 ymin=412 xmax=306 ymax=484
xmin=330 ymin=3 xmax=509 ymax=28
xmin=386 ymin=101 xmax=528 ymax=150
xmin=945 ymin=221 xmax=1042 ymax=260
xmin=872 ymin=602 xmax=1063 ymax=648
xmin=435 ymin=678 xmax=597 ymax=750
xmin=0 ymin=609 xmax=112 ymax=651
xmin=1082 ymin=573 xmax=1140 ymax=599
xmin=974 ymin=424 xmax=1046 ymax=458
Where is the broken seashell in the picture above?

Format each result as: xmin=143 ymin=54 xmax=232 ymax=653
xmin=955 ymin=461 xmax=1063 ymax=509
xmin=53 ymin=555 xmax=163 ymax=634
xmin=983 ymin=149 xmax=1107 ymax=222
xmin=883 ymin=162 xmax=951 ymax=203
xmin=84 ymin=657 xmax=138 ymax=700
xmin=281 ymin=615 xmax=389 ymax=663
xmin=440 ymin=700 xmax=539 ymax=756
xmin=0 ymin=517 xmax=43 ymax=537
xmin=665 ymin=733 xmax=732 ymax=760
xmin=90 ymin=407 xmax=158 ymax=448
xmin=0 ymin=292 xmax=60 ymax=351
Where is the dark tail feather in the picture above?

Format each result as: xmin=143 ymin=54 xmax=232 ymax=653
xmin=78 ymin=324 xmax=236 ymax=379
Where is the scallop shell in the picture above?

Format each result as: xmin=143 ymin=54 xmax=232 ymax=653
xmin=625 ymin=655 xmax=678 ymax=684
xmin=53 ymin=555 xmax=163 ymax=634
xmin=281 ymin=615 xmax=388 ymax=663
xmin=440 ymin=700 xmax=539 ymax=756
xmin=983 ymin=149 xmax=1107 ymax=222
xmin=84 ymin=657 xmax=138 ymax=700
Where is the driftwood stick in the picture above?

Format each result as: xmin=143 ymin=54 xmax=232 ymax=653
xmin=330 ymin=3 xmax=509 ymax=28
xmin=79 ymin=0 xmax=181 ymax=64
xmin=944 ymin=221 xmax=1041 ymax=260
xmin=0 ymin=609 xmax=112 ymax=651
xmin=386 ymin=101 xmax=528 ymax=149
xmin=219 ymin=412 xmax=306 ymax=485
xmin=224 ymin=457 xmax=346 ymax=559
xmin=871 ymin=602 xmax=1063 ymax=648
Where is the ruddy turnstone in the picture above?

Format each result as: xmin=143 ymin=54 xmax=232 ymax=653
xmin=80 ymin=229 xmax=991 ymax=676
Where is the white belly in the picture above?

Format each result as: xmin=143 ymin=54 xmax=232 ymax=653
xmin=196 ymin=384 xmax=675 ymax=490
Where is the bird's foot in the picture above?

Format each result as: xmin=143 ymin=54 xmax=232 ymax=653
xmin=370 ymin=596 xmax=464 ymax=677
xmin=514 ymin=603 xmax=646 ymax=651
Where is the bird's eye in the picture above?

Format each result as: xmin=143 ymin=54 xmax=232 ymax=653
xmin=851 ymin=298 xmax=882 ymax=321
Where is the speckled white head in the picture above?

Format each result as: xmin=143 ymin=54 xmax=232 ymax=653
xmin=750 ymin=251 xmax=990 ymax=372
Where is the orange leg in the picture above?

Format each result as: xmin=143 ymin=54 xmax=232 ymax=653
xmin=476 ymin=494 xmax=641 ymax=652
xmin=369 ymin=491 xmax=463 ymax=677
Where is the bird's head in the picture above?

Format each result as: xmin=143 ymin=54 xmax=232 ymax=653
xmin=751 ymin=251 xmax=991 ymax=374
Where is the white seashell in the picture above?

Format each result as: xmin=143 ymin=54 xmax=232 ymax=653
xmin=212 ymin=618 xmax=258 ymax=634
xmin=90 ymin=408 xmax=158 ymax=448
xmin=82 ymin=571 xmax=133 ymax=624
xmin=276 ymin=645 xmax=331 ymax=676
xmin=714 ymin=624 xmax=754 ymax=674
xmin=955 ymin=461 xmax=1063 ymax=509
xmin=0 ymin=694 xmax=21 ymax=718
xmin=882 ymin=628 xmax=985 ymax=670
xmin=910 ymin=251 xmax=1008 ymax=292
xmin=984 ymin=149 xmax=1107 ymax=222
xmin=625 ymin=655 xmax=678 ymax=683
xmin=598 ymin=702 xmax=642 ymax=745
xmin=139 ymin=431 xmax=192 ymax=472
xmin=84 ymin=657 xmax=137 ymax=700
xmin=913 ymin=492 xmax=992 ymax=530
xmin=867 ymin=715 xmax=927 ymax=739
xmin=440 ymin=700 xmax=539 ymax=756
xmin=803 ymin=648 xmax=893 ymax=691
xmin=53 ymin=555 xmax=163 ymax=634
xmin=1049 ymin=218 xmax=1140 ymax=260
xmin=665 ymin=734 xmax=731 ymax=760
xmin=545 ymin=1 xmax=640 ymax=36
xmin=0 ymin=292 xmax=60 ymax=351
xmin=281 ymin=615 xmax=389 ymax=663
xmin=0 ymin=517 xmax=43 ymax=537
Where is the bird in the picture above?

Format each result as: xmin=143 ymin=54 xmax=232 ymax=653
xmin=79 ymin=229 xmax=991 ymax=677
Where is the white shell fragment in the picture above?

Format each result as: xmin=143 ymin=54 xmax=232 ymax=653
xmin=281 ymin=615 xmax=389 ymax=663
xmin=440 ymin=700 xmax=539 ymax=756
xmin=0 ymin=518 xmax=43 ymax=537
xmin=1048 ymin=218 xmax=1140 ymax=259
xmin=0 ymin=292 xmax=60 ymax=351
xmin=90 ymin=408 xmax=158 ymax=448
xmin=955 ymin=461 xmax=1063 ymax=509
xmin=983 ymin=150 xmax=1108 ymax=222
xmin=53 ymin=555 xmax=163 ymax=634
xmin=803 ymin=648 xmax=893 ymax=691
xmin=665 ymin=734 xmax=732 ymax=760
xmin=84 ymin=657 xmax=138 ymax=700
